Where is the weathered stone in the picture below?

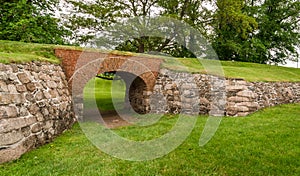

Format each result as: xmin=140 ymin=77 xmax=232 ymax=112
xmin=47 ymin=81 xmax=57 ymax=89
xmin=37 ymin=101 xmax=46 ymax=108
xmin=25 ymin=93 xmax=35 ymax=102
xmin=0 ymin=93 xmax=12 ymax=105
xmin=0 ymin=72 xmax=8 ymax=81
xmin=43 ymin=91 xmax=51 ymax=99
xmin=0 ymin=81 xmax=8 ymax=92
xmin=228 ymin=96 xmax=250 ymax=102
xmin=21 ymin=126 xmax=31 ymax=137
xmin=17 ymin=73 xmax=30 ymax=84
xmin=0 ymin=130 xmax=24 ymax=146
xmin=28 ymin=104 xmax=39 ymax=115
xmin=0 ymin=116 xmax=37 ymax=133
xmin=11 ymin=64 xmax=19 ymax=73
xmin=19 ymin=107 xmax=29 ymax=116
xmin=236 ymin=112 xmax=250 ymax=117
xmin=0 ymin=106 xmax=18 ymax=118
xmin=7 ymin=85 xmax=18 ymax=93
xmin=31 ymin=123 xmax=43 ymax=133
xmin=38 ymin=73 xmax=51 ymax=81
xmin=26 ymin=82 xmax=36 ymax=92
xmin=11 ymin=94 xmax=26 ymax=104
xmin=237 ymin=90 xmax=257 ymax=99
xmin=36 ymin=112 xmax=44 ymax=122
xmin=49 ymin=90 xmax=58 ymax=98
xmin=16 ymin=85 xmax=27 ymax=92
xmin=236 ymin=102 xmax=259 ymax=108
xmin=7 ymin=73 xmax=17 ymax=81
xmin=35 ymin=91 xmax=44 ymax=101
xmin=200 ymin=97 xmax=210 ymax=105
xmin=226 ymin=85 xmax=247 ymax=92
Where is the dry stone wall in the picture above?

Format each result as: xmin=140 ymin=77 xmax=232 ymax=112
xmin=0 ymin=62 xmax=75 ymax=163
xmin=151 ymin=69 xmax=300 ymax=116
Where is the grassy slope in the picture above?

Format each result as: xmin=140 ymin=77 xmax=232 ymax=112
xmin=0 ymin=40 xmax=299 ymax=82
xmin=83 ymin=78 xmax=126 ymax=111
xmin=0 ymin=104 xmax=299 ymax=175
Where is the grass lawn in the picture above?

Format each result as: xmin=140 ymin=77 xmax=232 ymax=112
xmin=83 ymin=77 xmax=126 ymax=111
xmin=0 ymin=104 xmax=299 ymax=175
xmin=1 ymin=40 xmax=300 ymax=82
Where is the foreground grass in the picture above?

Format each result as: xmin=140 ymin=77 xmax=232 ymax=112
xmin=0 ymin=104 xmax=299 ymax=175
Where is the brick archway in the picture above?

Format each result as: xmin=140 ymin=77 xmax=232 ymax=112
xmin=54 ymin=48 xmax=163 ymax=114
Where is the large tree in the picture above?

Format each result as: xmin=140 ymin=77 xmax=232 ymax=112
xmin=65 ymin=0 xmax=212 ymax=58
xmin=212 ymin=0 xmax=258 ymax=62
xmin=245 ymin=0 xmax=300 ymax=64
xmin=0 ymin=0 xmax=70 ymax=44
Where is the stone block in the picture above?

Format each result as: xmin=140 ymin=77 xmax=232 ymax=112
xmin=0 ymin=81 xmax=8 ymax=92
xmin=236 ymin=102 xmax=259 ymax=109
xmin=26 ymin=82 xmax=36 ymax=92
xmin=0 ymin=130 xmax=24 ymax=146
xmin=226 ymin=85 xmax=247 ymax=92
xmin=237 ymin=90 xmax=257 ymax=99
xmin=19 ymin=107 xmax=29 ymax=116
xmin=29 ymin=104 xmax=39 ymax=115
xmin=17 ymin=73 xmax=31 ymax=84
xmin=0 ymin=116 xmax=37 ymax=133
xmin=228 ymin=96 xmax=250 ymax=102
xmin=21 ymin=126 xmax=31 ymax=137
xmin=0 ymin=106 xmax=18 ymax=118
xmin=25 ymin=93 xmax=35 ymax=102
xmin=31 ymin=123 xmax=43 ymax=133
xmin=11 ymin=94 xmax=26 ymax=104
xmin=7 ymin=84 xmax=18 ymax=93
xmin=47 ymin=81 xmax=58 ymax=89
xmin=0 ymin=93 xmax=12 ymax=105
xmin=35 ymin=91 xmax=44 ymax=101
xmin=16 ymin=85 xmax=27 ymax=92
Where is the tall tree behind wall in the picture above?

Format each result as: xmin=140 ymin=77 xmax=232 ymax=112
xmin=212 ymin=0 xmax=258 ymax=62
xmin=0 ymin=0 xmax=71 ymax=44
xmin=65 ymin=0 xmax=213 ymax=58
xmin=245 ymin=0 xmax=300 ymax=64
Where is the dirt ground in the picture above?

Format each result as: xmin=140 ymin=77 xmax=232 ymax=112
xmin=83 ymin=109 xmax=133 ymax=129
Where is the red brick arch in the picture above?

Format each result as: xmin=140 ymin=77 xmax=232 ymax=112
xmin=54 ymin=48 xmax=163 ymax=114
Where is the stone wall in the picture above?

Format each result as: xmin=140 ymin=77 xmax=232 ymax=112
xmin=0 ymin=62 xmax=75 ymax=163
xmin=150 ymin=69 xmax=300 ymax=116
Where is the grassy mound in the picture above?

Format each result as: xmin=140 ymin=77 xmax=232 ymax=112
xmin=0 ymin=40 xmax=299 ymax=82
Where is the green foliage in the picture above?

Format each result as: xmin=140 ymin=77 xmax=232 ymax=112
xmin=66 ymin=0 xmax=299 ymax=64
xmin=0 ymin=104 xmax=299 ymax=175
xmin=246 ymin=0 xmax=300 ymax=64
xmin=0 ymin=0 xmax=71 ymax=44
xmin=212 ymin=0 xmax=259 ymax=62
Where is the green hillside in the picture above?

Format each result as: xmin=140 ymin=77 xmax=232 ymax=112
xmin=0 ymin=40 xmax=299 ymax=82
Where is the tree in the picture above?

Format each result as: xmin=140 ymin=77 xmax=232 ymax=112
xmin=0 ymin=0 xmax=71 ymax=44
xmin=212 ymin=0 xmax=258 ymax=62
xmin=245 ymin=0 xmax=300 ymax=64
xmin=65 ymin=0 xmax=212 ymax=58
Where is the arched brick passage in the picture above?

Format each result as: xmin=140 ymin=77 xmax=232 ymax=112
xmin=114 ymin=71 xmax=149 ymax=114
xmin=54 ymin=48 xmax=162 ymax=114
